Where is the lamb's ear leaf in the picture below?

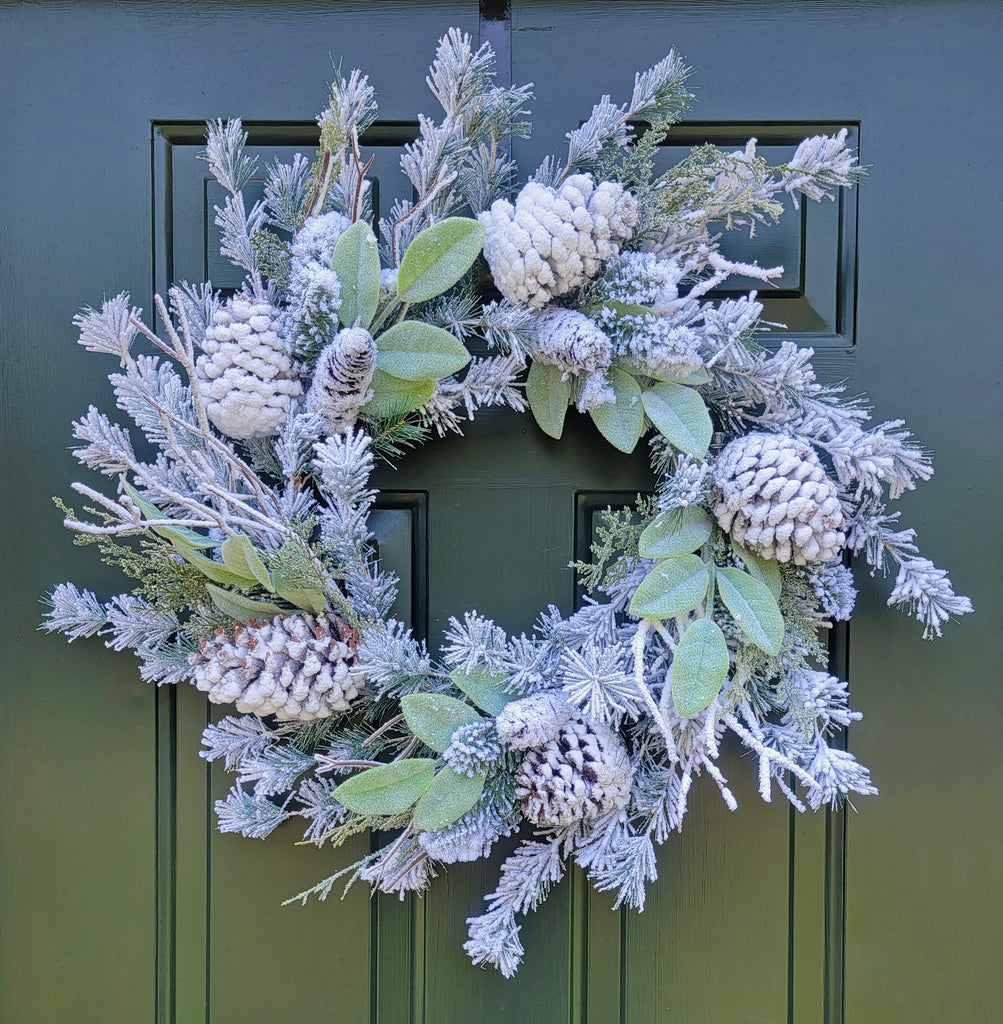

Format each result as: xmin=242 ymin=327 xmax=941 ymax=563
xmin=581 ymin=300 xmax=652 ymax=320
xmin=396 ymin=217 xmax=485 ymax=303
xmin=671 ymin=618 xmax=730 ymax=717
xmin=526 ymin=360 xmax=569 ymax=439
xmin=205 ymin=583 xmax=286 ymax=623
xmin=174 ymin=545 xmax=258 ymax=588
xmin=220 ymin=535 xmax=273 ymax=590
xmin=375 ymin=320 xmax=471 ymax=381
xmin=715 ymin=567 xmax=785 ymax=655
xmin=589 ymin=367 xmax=645 ymax=454
xmin=273 ymin=586 xmax=326 ymax=615
xmin=449 ymin=666 xmax=511 ymax=715
xmin=732 ymin=545 xmax=783 ymax=600
xmin=118 ymin=477 xmax=217 ymax=549
xmin=333 ymin=759 xmax=436 ymax=816
xmin=645 ymin=366 xmax=711 ymax=386
xmin=629 ymin=555 xmax=709 ymax=620
xmin=638 ymin=507 xmax=712 ymax=558
xmin=412 ymin=767 xmax=487 ymax=831
xmin=641 ymin=383 xmax=712 ymax=458
xmin=361 ymin=370 xmax=436 ymax=418
xmin=401 ymin=693 xmax=481 ymax=754
xmin=331 ymin=219 xmax=381 ymax=330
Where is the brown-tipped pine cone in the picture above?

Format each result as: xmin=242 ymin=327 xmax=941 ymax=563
xmin=306 ymin=326 xmax=377 ymax=433
xmin=187 ymin=613 xmax=361 ymax=721
xmin=515 ymin=714 xmax=632 ymax=826
xmin=712 ymin=432 xmax=846 ymax=564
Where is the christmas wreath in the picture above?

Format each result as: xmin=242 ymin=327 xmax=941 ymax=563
xmin=43 ymin=31 xmax=972 ymax=976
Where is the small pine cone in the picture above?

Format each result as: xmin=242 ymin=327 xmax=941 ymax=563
xmin=712 ymin=432 xmax=847 ymax=564
xmin=306 ymin=327 xmax=377 ymax=432
xmin=515 ymin=714 xmax=632 ymax=827
xmin=196 ymin=295 xmax=302 ymax=439
xmin=496 ymin=691 xmax=575 ymax=750
xmin=480 ymin=175 xmax=639 ymax=308
xmin=532 ymin=307 xmax=612 ymax=375
xmin=187 ymin=613 xmax=362 ymax=721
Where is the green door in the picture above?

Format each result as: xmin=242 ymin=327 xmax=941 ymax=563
xmin=2 ymin=3 xmax=999 ymax=1022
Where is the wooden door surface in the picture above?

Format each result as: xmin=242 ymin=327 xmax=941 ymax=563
xmin=2 ymin=2 xmax=999 ymax=1022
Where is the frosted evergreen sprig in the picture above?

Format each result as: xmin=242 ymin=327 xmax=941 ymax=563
xmin=203 ymin=118 xmax=257 ymax=195
xmin=538 ymin=49 xmax=693 ymax=186
xmin=41 ymin=583 xmax=108 ymax=640
xmin=887 ymin=557 xmax=974 ymax=639
xmin=215 ymin=785 xmax=290 ymax=839
xmin=72 ymin=293 xmax=141 ymax=363
xmin=464 ymin=839 xmax=565 ymax=977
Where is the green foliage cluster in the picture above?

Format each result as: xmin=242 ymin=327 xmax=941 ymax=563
xmin=571 ymin=495 xmax=657 ymax=593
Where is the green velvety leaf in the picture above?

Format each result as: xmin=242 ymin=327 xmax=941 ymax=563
xmin=412 ymin=767 xmax=487 ymax=831
xmin=401 ymin=693 xmax=481 ymax=754
xmin=526 ymin=359 xmax=570 ymax=439
xmin=274 ymin=586 xmax=326 ymax=615
xmin=220 ymin=535 xmax=273 ymax=590
xmin=333 ymin=758 xmax=436 ymax=816
xmin=733 ymin=545 xmax=783 ymax=600
xmin=638 ymin=506 xmax=712 ymax=559
xmin=375 ymin=320 xmax=471 ymax=381
xmin=715 ymin=566 xmax=785 ymax=655
xmin=332 ymin=219 xmax=381 ymax=330
xmin=645 ymin=365 xmax=711 ymax=386
xmin=174 ymin=544 xmax=257 ymax=588
xmin=449 ymin=665 xmax=511 ymax=715
xmin=582 ymin=300 xmax=653 ymax=319
xmin=589 ymin=367 xmax=644 ymax=453
xmin=361 ymin=369 xmax=436 ymax=418
xmin=641 ymin=382 xmax=713 ymax=458
xmin=118 ymin=477 xmax=216 ymax=549
xmin=396 ymin=217 xmax=485 ymax=303
xmin=629 ymin=555 xmax=710 ymax=620
xmin=671 ymin=618 xmax=730 ymax=717
xmin=205 ymin=583 xmax=285 ymax=623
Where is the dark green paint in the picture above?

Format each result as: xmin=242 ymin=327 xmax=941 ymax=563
xmin=2 ymin=2 xmax=1000 ymax=1022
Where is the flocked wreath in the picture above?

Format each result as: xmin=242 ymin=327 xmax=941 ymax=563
xmin=43 ymin=31 xmax=972 ymax=976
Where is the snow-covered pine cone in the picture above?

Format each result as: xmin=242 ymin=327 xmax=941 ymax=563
xmin=196 ymin=296 xmax=302 ymax=439
xmin=187 ymin=613 xmax=362 ymax=721
xmin=712 ymin=432 xmax=847 ymax=564
xmin=532 ymin=307 xmax=612 ymax=375
xmin=306 ymin=327 xmax=377 ymax=432
xmin=515 ymin=713 xmax=632 ymax=827
xmin=496 ymin=691 xmax=576 ymax=750
xmin=480 ymin=175 xmax=639 ymax=308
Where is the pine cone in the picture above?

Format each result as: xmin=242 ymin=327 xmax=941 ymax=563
xmin=515 ymin=714 xmax=632 ymax=827
xmin=187 ymin=613 xmax=362 ymax=721
xmin=496 ymin=691 xmax=575 ymax=750
xmin=532 ymin=307 xmax=612 ymax=375
xmin=712 ymin=432 xmax=846 ymax=564
xmin=196 ymin=295 xmax=302 ymax=440
xmin=480 ymin=175 xmax=639 ymax=308
xmin=306 ymin=327 xmax=377 ymax=433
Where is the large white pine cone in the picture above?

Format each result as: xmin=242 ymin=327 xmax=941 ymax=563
xmin=515 ymin=714 xmax=632 ymax=826
xmin=480 ymin=175 xmax=639 ymax=308
xmin=196 ymin=296 xmax=302 ymax=439
xmin=532 ymin=307 xmax=612 ymax=375
xmin=187 ymin=613 xmax=362 ymax=721
xmin=712 ymin=432 xmax=846 ymax=564
xmin=306 ymin=327 xmax=377 ymax=432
